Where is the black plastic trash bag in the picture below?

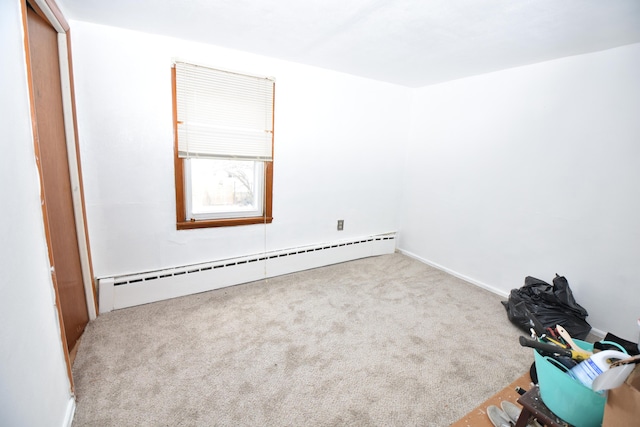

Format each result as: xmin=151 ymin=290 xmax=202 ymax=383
xmin=501 ymin=274 xmax=591 ymax=340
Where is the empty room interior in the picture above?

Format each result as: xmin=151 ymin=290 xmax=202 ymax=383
xmin=2 ymin=0 xmax=640 ymax=426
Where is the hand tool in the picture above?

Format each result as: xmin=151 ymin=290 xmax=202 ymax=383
xmin=610 ymin=353 xmax=640 ymax=368
xmin=546 ymin=326 xmax=561 ymax=342
xmin=556 ymin=324 xmax=592 ymax=357
xmin=518 ymin=336 xmax=590 ymax=361
xmin=542 ymin=336 xmax=568 ymax=349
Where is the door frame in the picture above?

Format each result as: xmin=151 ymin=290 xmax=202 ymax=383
xmin=22 ymin=0 xmax=97 ymax=386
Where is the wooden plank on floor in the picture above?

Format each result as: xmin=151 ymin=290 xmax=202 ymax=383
xmin=450 ymin=372 xmax=533 ymax=427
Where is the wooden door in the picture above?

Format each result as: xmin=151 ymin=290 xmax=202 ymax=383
xmin=26 ymin=4 xmax=89 ymax=351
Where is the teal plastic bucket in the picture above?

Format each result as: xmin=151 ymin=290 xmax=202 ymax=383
xmin=534 ymin=339 xmax=625 ymax=427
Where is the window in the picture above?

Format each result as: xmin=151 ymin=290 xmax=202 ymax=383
xmin=172 ymin=61 xmax=274 ymax=229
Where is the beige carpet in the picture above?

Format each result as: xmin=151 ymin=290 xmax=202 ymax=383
xmin=72 ymin=253 xmax=532 ymax=426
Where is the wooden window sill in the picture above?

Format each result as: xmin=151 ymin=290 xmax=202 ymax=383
xmin=177 ymin=216 xmax=273 ymax=230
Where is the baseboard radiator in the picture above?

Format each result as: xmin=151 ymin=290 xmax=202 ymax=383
xmin=98 ymin=232 xmax=396 ymax=313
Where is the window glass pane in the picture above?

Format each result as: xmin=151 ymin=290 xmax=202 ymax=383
xmin=189 ymin=159 xmax=263 ymax=217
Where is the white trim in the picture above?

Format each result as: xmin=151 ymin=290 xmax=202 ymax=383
xmin=62 ymin=396 xmax=76 ymax=427
xmin=98 ymin=278 xmax=115 ymax=315
xmin=57 ymin=34 xmax=96 ymax=320
xmin=589 ymin=328 xmax=606 ymax=340
xmin=397 ymin=248 xmax=509 ymax=298
xmin=33 ymin=0 xmax=65 ymax=33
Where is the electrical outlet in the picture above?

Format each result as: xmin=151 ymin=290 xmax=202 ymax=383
xmin=337 ymin=220 xmax=344 ymax=231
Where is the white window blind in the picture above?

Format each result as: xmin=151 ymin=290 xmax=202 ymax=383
xmin=175 ymin=61 xmax=274 ymax=161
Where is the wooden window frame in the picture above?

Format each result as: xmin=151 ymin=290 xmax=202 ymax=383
xmin=171 ymin=66 xmax=274 ymax=230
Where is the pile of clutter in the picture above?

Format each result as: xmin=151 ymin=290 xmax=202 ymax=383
xmin=499 ymin=274 xmax=640 ymax=427
xmin=519 ymin=324 xmax=639 ymax=391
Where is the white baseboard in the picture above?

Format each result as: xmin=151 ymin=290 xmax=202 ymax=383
xmin=63 ymin=396 xmax=75 ymax=427
xmin=397 ymin=248 xmax=510 ymax=298
xmin=397 ymin=249 xmax=615 ymax=340
xmin=588 ymin=327 xmax=606 ymax=340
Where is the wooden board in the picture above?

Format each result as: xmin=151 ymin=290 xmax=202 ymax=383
xmin=451 ymin=372 xmax=533 ymax=427
xmin=26 ymin=2 xmax=88 ymax=352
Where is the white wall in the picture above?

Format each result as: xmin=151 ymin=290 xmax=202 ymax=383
xmin=69 ymin=21 xmax=411 ymax=278
xmin=400 ymin=43 xmax=640 ymax=341
xmin=0 ymin=1 xmax=74 ymax=426
xmin=68 ymin=19 xmax=640 ymax=341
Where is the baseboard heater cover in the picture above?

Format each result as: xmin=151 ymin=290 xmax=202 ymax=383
xmin=98 ymin=233 xmax=396 ymax=313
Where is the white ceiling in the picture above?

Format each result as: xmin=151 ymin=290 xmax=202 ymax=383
xmin=58 ymin=0 xmax=640 ymax=87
